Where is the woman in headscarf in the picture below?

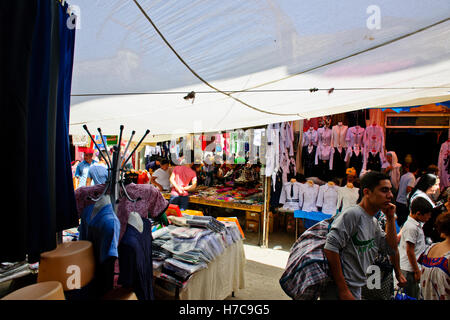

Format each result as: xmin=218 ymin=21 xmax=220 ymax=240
xmin=382 ymin=151 xmax=402 ymax=195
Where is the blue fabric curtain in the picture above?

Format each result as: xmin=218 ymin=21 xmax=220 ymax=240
xmin=1 ymin=0 xmax=78 ymax=262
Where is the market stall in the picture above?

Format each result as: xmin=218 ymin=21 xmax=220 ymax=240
xmin=151 ymin=220 xmax=245 ymax=300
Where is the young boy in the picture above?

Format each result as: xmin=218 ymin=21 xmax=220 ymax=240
xmin=399 ymin=196 xmax=433 ymax=299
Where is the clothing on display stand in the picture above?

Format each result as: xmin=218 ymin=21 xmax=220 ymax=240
xmin=345 ymin=125 xmax=365 ymax=151
xmin=302 ymin=127 xmax=318 ymax=147
xmin=279 ymin=181 xmax=304 ymax=211
xmin=438 ymin=139 xmax=450 ymax=189
xmin=118 ymin=213 xmax=154 ymax=300
xmin=362 ymin=123 xmax=385 ymax=172
xmin=302 ymin=145 xmax=317 ymax=178
xmin=332 ymin=147 xmax=347 ymax=178
xmin=301 ymin=181 xmax=319 ymax=212
xmin=315 ymin=127 xmax=334 ymax=182
xmin=346 ymin=146 xmax=364 ymax=177
xmin=316 ymin=182 xmax=339 ymax=215
xmin=337 ymin=184 xmax=360 ymax=212
xmin=2 ymin=0 xmax=79 ymax=262
xmin=75 ymin=126 xmax=169 ymax=299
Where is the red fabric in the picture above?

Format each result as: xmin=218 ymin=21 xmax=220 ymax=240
xmin=137 ymin=171 xmax=149 ymax=184
xmin=303 ymin=118 xmax=320 ymax=132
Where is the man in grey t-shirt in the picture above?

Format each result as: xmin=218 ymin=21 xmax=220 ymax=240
xmin=322 ymin=171 xmax=398 ymax=300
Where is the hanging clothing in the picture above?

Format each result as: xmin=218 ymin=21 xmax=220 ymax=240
xmin=346 ymin=147 xmax=363 ymax=177
xmin=317 ymin=126 xmax=332 ymax=146
xmin=269 ymin=169 xmax=284 ymax=210
xmin=78 ymin=196 xmax=120 ymax=297
xmin=345 ymin=126 xmax=365 ymax=149
xmin=315 ymin=127 xmax=334 ymax=178
xmin=265 ymin=123 xmax=280 ymax=189
xmin=363 ymin=124 xmax=385 ymax=154
xmin=118 ymin=217 xmax=155 ymax=300
xmin=302 ymin=145 xmax=317 ymax=178
xmin=75 ymin=183 xmax=169 ymax=244
xmin=1 ymin=0 xmax=38 ymax=262
xmin=438 ymin=140 xmax=450 ymax=189
xmin=316 ymin=184 xmax=339 ymax=215
xmin=279 ymin=151 xmax=290 ymax=184
xmin=54 ymin=1 xmax=78 ymax=232
xmin=279 ymin=182 xmax=304 ymax=211
xmin=301 ymin=183 xmax=319 ymax=212
xmin=365 ymin=152 xmax=383 ymax=172
xmin=332 ymin=147 xmax=347 ymax=178
xmin=296 ymin=121 xmax=304 ymax=174
xmin=302 ymin=128 xmax=318 ymax=147
xmin=337 ymin=186 xmax=360 ymax=212
xmin=331 ymin=124 xmax=348 ymax=149
xmin=78 ymin=198 xmax=120 ymax=265
xmin=26 ymin=0 xmax=58 ymax=263
xmin=363 ymin=124 xmax=385 ymax=171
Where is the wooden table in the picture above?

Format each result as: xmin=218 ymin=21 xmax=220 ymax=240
xmin=162 ymin=193 xmax=263 ymax=213
xmin=162 ymin=192 xmax=263 ymax=244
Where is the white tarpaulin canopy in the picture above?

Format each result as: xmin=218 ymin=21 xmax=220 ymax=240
xmin=69 ymin=0 xmax=450 ymax=141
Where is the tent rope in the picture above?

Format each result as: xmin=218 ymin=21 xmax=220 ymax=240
xmin=131 ymin=0 xmax=305 ymax=118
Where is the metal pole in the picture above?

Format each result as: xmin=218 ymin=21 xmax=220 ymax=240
xmin=261 ymin=175 xmax=269 ymax=248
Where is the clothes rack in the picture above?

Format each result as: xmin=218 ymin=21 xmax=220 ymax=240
xmin=82 ymin=125 xmax=150 ymax=209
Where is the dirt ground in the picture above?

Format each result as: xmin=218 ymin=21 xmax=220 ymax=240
xmin=225 ymin=230 xmax=296 ymax=300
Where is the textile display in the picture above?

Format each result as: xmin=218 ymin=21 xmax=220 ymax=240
xmin=152 ymin=219 xmax=245 ymax=300
xmin=438 ymin=140 xmax=450 ymax=189
xmin=1 ymin=0 xmax=78 ymax=262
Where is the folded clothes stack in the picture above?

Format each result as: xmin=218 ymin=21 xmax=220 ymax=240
xmin=158 ymin=272 xmax=188 ymax=288
xmin=169 ymin=227 xmax=204 ymax=239
xmin=0 ymin=261 xmax=31 ymax=283
xmin=173 ymin=248 xmax=211 ymax=264
xmin=168 ymin=216 xmax=189 ymax=227
xmin=222 ymin=222 xmax=242 ymax=243
xmin=186 ymin=216 xmax=226 ymax=233
xmin=152 ymin=236 xmax=172 ymax=262
xmin=161 ymin=258 xmax=208 ymax=285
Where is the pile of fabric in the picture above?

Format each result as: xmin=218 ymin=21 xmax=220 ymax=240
xmin=151 ymin=218 xmax=243 ymax=289
xmin=186 ymin=216 xmax=226 ymax=233
xmin=191 ymin=186 xmax=263 ymax=205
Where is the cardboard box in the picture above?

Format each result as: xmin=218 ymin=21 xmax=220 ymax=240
xmin=286 ymin=214 xmax=296 ymax=234
xmin=245 ymin=220 xmax=259 ymax=233
xmin=245 ymin=211 xmax=260 ymax=222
